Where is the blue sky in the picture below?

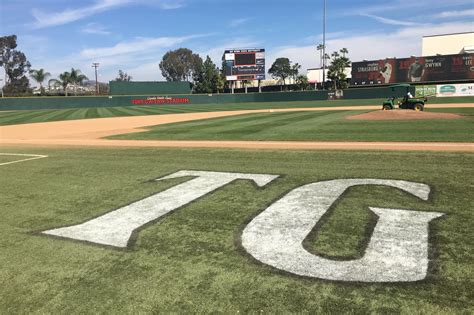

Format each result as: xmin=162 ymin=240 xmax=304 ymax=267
xmin=1 ymin=0 xmax=473 ymax=84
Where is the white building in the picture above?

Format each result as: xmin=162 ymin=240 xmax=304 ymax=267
xmin=306 ymin=67 xmax=352 ymax=85
xmin=232 ymin=77 xmax=296 ymax=88
xmin=422 ymin=32 xmax=474 ymax=56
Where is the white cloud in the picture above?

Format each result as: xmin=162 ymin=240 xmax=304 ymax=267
xmin=229 ymin=18 xmax=251 ymax=28
xmin=159 ymin=2 xmax=186 ymax=10
xmin=124 ymin=62 xmax=165 ymax=81
xmin=80 ymin=34 xmax=206 ymax=59
xmin=303 ymin=32 xmax=350 ymax=44
xmin=31 ymin=0 xmax=185 ymax=29
xmin=80 ymin=23 xmax=111 ymax=35
xmin=435 ymin=9 xmax=474 ymax=18
xmin=360 ymin=14 xmax=423 ymax=26
xmin=32 ymin=0 xmax=129 ymax=28
xmin=268 ymin=21 xmax=473 ymax=74
xmin=41 ymin=34 xmax=209 ymax=82
xmin=351 ymin=0 xmax=474 ymax=15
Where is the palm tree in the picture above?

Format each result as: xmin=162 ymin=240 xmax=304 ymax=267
xmin=69 ymin=68 xmax=88 ymax=95
xmin=291 ymin=63 xmax=301 ymax=81
xmin=340 ymin=48 xmax=349 ymax=58
xmin=49 ymin=71 xmax=72 ymax=96
xmin=29 ymin=68 xmax=51 ymax=94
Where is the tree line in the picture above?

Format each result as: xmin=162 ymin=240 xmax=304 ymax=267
xmin=0 ymin=35 xmax=94 ymax=96
xmin=157 ymin=49 xmax=310 ymax=93
xmin=1 ymin=34 xmax=351 ymax=96
xmin=158 ymin=48 xmax=351 ymax=92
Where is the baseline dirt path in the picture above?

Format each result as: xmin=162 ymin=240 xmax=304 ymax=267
xmin=1 ymin=104 xmax=473 ymax=152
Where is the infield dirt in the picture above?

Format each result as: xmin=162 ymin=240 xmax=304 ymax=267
xmin=1 ymin=104 xmax=473 ymax=152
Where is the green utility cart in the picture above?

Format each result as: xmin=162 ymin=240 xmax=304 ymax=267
xmin=382 ymin=84 xmax=427 ymax=111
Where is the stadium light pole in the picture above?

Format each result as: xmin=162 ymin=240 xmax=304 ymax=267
xmin=0 ymin=78 xmax=3 ymax=98
xmin=322 ymin=0 xmax=327 ymax=89
xmin=92 ymin=63 xmax=100 ymax=95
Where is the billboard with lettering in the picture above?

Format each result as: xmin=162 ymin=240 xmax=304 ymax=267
xmin=351 ymin=54 xmax=474 ymax=86
xmin=436 ymin=83 xmax=474 ymax=97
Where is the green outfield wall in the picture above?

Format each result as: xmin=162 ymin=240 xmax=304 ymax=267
xmin=109 ymin=81 xmax=192 ymax=95
xmin=0 ymin=91 xmax=328 ymax=111
xmin=344 ymin=85 xmax=415 ymax=99
xmin=0 ymin=86 xmax=418 ymax=111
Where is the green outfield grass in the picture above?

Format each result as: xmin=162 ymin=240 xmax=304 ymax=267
xmin=110 ymin=107 xmax=474 ymax=143
xmin=0 ymin=146 xmax=472 ymax=313
xmin=0 ymin=96 xmax=472 ymax=126
xmin=0 ymin=154 xmax=27 ymax=164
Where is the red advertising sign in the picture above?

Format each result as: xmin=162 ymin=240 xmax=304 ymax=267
xmin=131 ymin=97 xmax=190 ymax=105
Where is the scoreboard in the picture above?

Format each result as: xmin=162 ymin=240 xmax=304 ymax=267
xmin=224 ymin=48 xmax=265 ymax=81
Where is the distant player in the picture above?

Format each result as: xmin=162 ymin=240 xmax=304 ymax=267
xmin=408 ymin=58 xmax=425 ymax=82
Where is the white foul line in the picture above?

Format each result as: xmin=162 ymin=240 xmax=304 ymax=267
xmin=0 ymin=153 xmax=48 ymax=166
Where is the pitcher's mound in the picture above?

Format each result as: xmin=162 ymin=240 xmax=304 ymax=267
xmin=347 ymin=110 xmax=462 ymax=121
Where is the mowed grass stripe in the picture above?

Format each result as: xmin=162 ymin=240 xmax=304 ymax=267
xmin=1 ymin=96 xmax=473 ymax=126
xmin=125 ymin=111 xmax=347 ymax=138
xmin=112 ymin=108 xmax=474 ymax=142
xmin=126 ymin=107 xmax=164 ymax=115
xmin=429 ymin=107 xmax=474 ymax=116
xmin=18 ymin=109 xmax=80 ymax=124
xmin=154 ymin=111 xmax=292 ymax=129
xmin=0 ymin=110 xmax=30 ymax=120
xmin=109 ymin=106 xmax=169 ymax=116
xmin=109 ymin=106 xmax=145 ymax=116
xmin=85 ymin=108 xmax=100 ymax=119
xmin=151 ymin=107 xmax=192 ymax=114
xmin=3 ymin=108 xmax=85 ymax=124
xmin=129 ymin=111 xmax=288 ymax=134
xmin=96 ymin=107 xmax=119 ymax=118
xmin=46 ymin=108 xmax=85 ymax=122
xmin=0 ymin=112 xmax=35 ymax=124
xmin=243 ymin=111 xmax=354 ymax=137
xmin=105 ymin=107 xmax=139 ymax=117
xmin=322 ymin=118 xmax=474 ymax=142
xmin=0 ymin=109 xmax=50 ymax=123
xmin=65 ymin=108 xmax=91 ymax=120
xmin=214 ymin=111 xmax=333 ymax=132
xmin=0 ymin=100 xmax=374 ymax=125
xmin=214 ymin=111 xmax=352 ymax=139
xmin=134 ymin=111 xmax=352 ymax=140
xmin=0 ymin=109 xmax=64 ymax=125
xmin=130 ymin=106 xmax=181 ymax=115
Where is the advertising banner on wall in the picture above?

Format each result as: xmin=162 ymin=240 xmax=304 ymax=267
xmin=436 ymin=83 xmax=474 ymax=97
xmin=351 ymin=54 xmax=474 ymax=85
xmin=415 ymin=85 xmax=437 ymax=97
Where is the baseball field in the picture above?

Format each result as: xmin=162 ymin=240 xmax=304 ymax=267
xmin=1 ymin=98 xmax=473 ymax=313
